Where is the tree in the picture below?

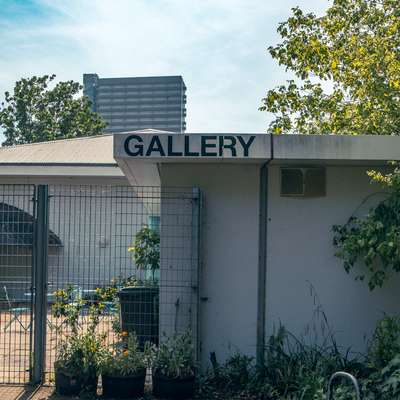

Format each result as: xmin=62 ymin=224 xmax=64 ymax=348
xmin=260 ymin=0 xmax=400 ymax=135
xmin=0 ymin=74 xmax=107 ymax=146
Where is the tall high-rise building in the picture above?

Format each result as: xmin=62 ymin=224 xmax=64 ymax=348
xmin=83 ymin=74 xmax=187 ymax=133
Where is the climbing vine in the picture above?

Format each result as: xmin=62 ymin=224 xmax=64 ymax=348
xmin=333 ymin=163 xmax=400 ymax=290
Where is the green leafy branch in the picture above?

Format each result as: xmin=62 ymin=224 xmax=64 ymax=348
xmin=333 ymin=163 xmax=400 ymax=290
xmin=260 ymin=0 xmax=400 ymax=135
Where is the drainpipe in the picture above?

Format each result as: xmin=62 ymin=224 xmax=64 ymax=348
xmin=256 ymin=134 xmax=273 ymax=366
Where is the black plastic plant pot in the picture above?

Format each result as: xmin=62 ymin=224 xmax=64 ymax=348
xmin=152 ymin=372 xmax=195 ymax=399
xmin=102 ymin=369 xmax=146 ymax=399
xmin=55 ymin=369 xmax=98 ymax=396
xmin=117 ymin=286 xmax=159 ymax=348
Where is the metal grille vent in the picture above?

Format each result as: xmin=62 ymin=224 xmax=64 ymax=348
xmin=280 ymin=167 xmax=326 ymax=197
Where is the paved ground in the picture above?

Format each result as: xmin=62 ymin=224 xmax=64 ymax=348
xmin=0 ymin=311 xmax=116 ymax=385
xmin=0 ymin=385 xmax=117 ymax=400
xmin=0 ymin=311 xmax=164 ymax=399
xmin=0 ymin=386 xmax=61 ymax=400
xmin=0 ymin=386 xmax=178 ymax=400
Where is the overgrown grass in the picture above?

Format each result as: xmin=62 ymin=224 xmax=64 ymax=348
xmin=198 ymin=315 xmax=400 ymax=400
xmin=198 ymin=324 xmax=364 ymax=400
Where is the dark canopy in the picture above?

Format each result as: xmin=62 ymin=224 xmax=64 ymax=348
xmin=0 ymin=202 xmax=62 ymax=246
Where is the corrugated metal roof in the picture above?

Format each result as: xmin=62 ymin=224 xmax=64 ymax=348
xmin=0 ymin=135 xmax=115 ymax=165
xmin=0 ymin=130 xmax=174 ymax=166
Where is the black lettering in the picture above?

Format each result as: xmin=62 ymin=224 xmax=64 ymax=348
xmin=237 ymin=135 xmax=255 ymax=157
xmin=124 ymin=135 xmax=143 ymax=156
xmin=146 ymin=136 xmax=165 ymax=156
xmin=201 ymin=136 xmax=217 ymax=156
xmin=167 ymin=135 xmax=183 ymax=156
xmin=219 ymin=136 xmax=237 ymax=157
xmin=184 ymin=135 xmax=199 ymax=156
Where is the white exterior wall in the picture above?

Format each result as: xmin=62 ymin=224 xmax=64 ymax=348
xmin=160 ymin=162 xmax=400 ymax=365
xmin=266 ymin=165 xmax=400 ymax=352
xmin=160 ymin=163 xmax=260 ymax=364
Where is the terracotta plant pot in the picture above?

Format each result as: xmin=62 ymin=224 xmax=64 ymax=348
xmin=55 ymin=368 xmax=97 ymax=396
xmin=102 ymin=369 xmax=146 ymax=399
xmin=152 ymin=371 xmax=195 ymax=399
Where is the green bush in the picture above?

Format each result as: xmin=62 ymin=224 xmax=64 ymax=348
xmin=153 ymin=331 xmax=195 ymax=379
xmin=368 ymin=315 xmax=400 ymax=370
xmin=99 ymin=332 xmax=151 ymax=377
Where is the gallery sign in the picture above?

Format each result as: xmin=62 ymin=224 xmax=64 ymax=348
xmin=114 ymin=133 xmax=271 ymax=160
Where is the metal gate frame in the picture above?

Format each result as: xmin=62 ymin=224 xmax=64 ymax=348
xmin=0 ymin=184 xmax=202 ymax=385
xmin=32 ymin=185 xmax=49 ymax=383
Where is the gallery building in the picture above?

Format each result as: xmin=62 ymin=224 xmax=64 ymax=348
xmin=114 ymin=132 xmax=400 ymax=364
xmin=0 ymin=131 xmax=399 ymax=383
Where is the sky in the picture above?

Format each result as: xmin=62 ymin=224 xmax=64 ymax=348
xmin=0 ymin=0 xmax=330 ymax=134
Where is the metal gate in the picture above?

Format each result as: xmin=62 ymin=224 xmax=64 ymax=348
xmin=0 ymin=184 xmax=201 ymax=384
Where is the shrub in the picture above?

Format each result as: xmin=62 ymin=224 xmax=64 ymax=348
xmin=99 ymin=332 xmax=150 ymax=377
xmin=153 ymin=331 xmax=195 ymax=379
xmin=52 ymin=285 xmax=109 ymax=383
xmin=368 ymin=315 xmax=400 ymax=370
xmin=54 ymin=331 xmax=104 ymax=379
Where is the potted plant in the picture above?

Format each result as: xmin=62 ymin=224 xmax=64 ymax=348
xmin=54 ymin=332 xmax=102 ymax=396
xmin=118 ymin=225 xmax=160 ymax=347
xmin=52 ymin=286 xmax=106 ymax=396
xmin=152 ymin=331 xmax=196 ymax=399
xmin=100 ymin=332 xmax=151 ymax=398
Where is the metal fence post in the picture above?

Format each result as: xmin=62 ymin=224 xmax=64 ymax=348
xmin=257 ymin=163 xmax=268 ymax=366
xmin=191 ymin=187 xmax=202 ymax=365
xmin=32 ymin=185 xmax=49 ymax=384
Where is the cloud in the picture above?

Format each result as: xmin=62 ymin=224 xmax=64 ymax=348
xmin=0 ymin=0 xmax=330 ymax=133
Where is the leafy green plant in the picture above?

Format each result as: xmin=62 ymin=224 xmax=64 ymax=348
xmin=361 ymin=355 xmax=400 ymax=400
xmin=333 ymin=163 xmax=400 ymax=290
xmin=52 ymin=285 xmax=109 ymax=380
xmin=54 ymin=330 xmax=104 ymax=380
xmin=199 ymin=353 xmax=258 ymax=399
xmin=52 ymin=285 xmax=108 ymax=335
xmin=377 ymin=356 xmax=400 ymax=398
xmin=368 ymin=315 xmax=400 ymax=370
xmin=99 ymin=332 xmax=151 ymax=377
xmin=153 ymin=331 xmax=195 ymax=379
xmin=352 ymin=315 xmax=400 ymax=400
xmin=128 ymin=225 xmax=160 ymax=282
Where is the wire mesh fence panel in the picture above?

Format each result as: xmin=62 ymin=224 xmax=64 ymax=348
xmin=0 ymin=185 xmax=35 ymax=384
xmin=44 ymin=185 xmax=200 ymax=383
